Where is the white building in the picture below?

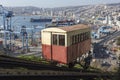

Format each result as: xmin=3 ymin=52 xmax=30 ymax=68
xmin=116 ymin=20 xmax=120 ymax=31
xmin=102 ymin=15 xmax=113 ymax=25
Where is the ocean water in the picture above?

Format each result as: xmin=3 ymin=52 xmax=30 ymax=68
xmin=0 ymin=15 xmax=51 ymax=33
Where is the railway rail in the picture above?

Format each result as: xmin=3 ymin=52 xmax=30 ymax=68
xmin=0 ymin=68 xmax=115 ymax=80
xmin=0 ymin=55 xmax=95 ymax=72
xmin=99 ymin=31 xmax=120 ymax=45
xmin=0 ymin=55 xmax=116 ymax=80
xmin=0 ymin=55 xmax=77 ymax=71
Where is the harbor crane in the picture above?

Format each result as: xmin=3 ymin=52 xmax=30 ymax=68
xmin=0 ymin=5 xmax=13 ymax=48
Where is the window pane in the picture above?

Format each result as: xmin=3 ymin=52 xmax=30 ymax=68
xmin=83 ymin=33 xmax=85 ymax=40
xmin=86 ymin=32 xmax=89 ymax=39
xmin=77 ymin=34 xmax=79 ymax=43
xmin=88 ymin=31 xmax=90 ymax=39
xmin=72 ymin=35 xmax=75 ymax=44
xmin=85 ymin=32 xmax=87 ymax=40
xmin=84 ymin=33 xmax=86 ymax=40
xmin=75 ymin=35 xmax=77 ymax=43
xmin=78 ymin=34 xmax=80 ymax=42
xmin=59 ymin=35 xmax=65 ymax=46
xmin=52 ymin=34 xmax=57 ymax=45
xmin=79 ymin=34 xmax=81 ymax=42
xmin=81 ymin=33 xmax=83 ymax=41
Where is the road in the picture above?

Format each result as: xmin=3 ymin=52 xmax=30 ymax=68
xmin=91 ymin=30 xmax=120 ymax=71
xmin=93 ymin=31 xmax=120 ymax=58
xmin=99 ymin=31 xmax=120 ymax=45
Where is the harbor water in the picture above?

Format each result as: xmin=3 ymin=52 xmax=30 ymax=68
xmin=0 ymin=15 xmax=51 ymax=33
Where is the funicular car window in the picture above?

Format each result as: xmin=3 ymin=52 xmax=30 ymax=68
xmin=81 ymin=33 xmax=83 ymax=41
xmin=78 ymin=34 xmax=79 ymax=42
xmin=85 ymin=32 xmax=87 ymax=40
xmin=72 ymin=35 xmax=75 ymax=44
xmin=59 ymin=35 xmax=65 ymax=46
xmin=75 ymin=35 xmax=78 ymax=44
xmin=52 ymin=34 xmax=57 ymax=45
xmin=88 ymin=31 xmax=91 ymax=39
xmin=52 ymin=34 xmax=65 ymax=46
xmin=83 ymin=33 xmax=86 ymax=40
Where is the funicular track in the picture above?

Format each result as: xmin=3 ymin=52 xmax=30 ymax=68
xmin=0 ymin=55 xmax=115 ymax=80
xmin=0 ymin=55 xmax=83 ymax=71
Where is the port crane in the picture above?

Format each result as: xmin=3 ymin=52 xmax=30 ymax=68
xmin=0 ymin=5 xmax=42 ymax=52
xmin=0 ymin=5 xmax=13 ymax=49
xmin=0 ymin=5 xmax=29 ymax=52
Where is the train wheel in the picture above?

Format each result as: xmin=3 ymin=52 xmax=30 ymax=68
xmin=68 ymin=63 xmax=75 ymax=68
xmin=83 ymin=63 xmax=90 ymax=70
xmin=50 ymin=61 xmax=58 ymax=66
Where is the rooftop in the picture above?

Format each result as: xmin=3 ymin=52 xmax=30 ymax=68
xmin=42 ymin=24 xmax=89 ymax=33
xmin=59 ymin=24 xmax=89 ymax=32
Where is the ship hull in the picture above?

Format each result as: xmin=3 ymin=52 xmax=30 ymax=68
xmin=30 ymin=18 xmax=52 ymax=22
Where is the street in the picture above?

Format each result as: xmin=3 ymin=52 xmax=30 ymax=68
xmin=91 ymin=30 xmax=120 ymax=71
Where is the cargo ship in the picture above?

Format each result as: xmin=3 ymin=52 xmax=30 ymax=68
xmin=45 ymin=19 xmax=75 ymax=28
xmin=30 ymin=18 xmax=52 ymax=22
xmin=51 ymin=19 xmax=75 ymax=26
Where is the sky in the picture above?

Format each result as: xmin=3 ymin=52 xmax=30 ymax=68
xmin=0 ymin=0 xmax=120 ymax=8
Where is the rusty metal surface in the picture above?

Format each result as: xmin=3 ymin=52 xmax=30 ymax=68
xmin=0 ymin=68 xmax=114 ymax=80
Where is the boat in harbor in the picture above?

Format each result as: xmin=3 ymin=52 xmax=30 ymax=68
xmin=52 ymin=19 xmax=75 ymax=25
xmin=30 ymin=18 xmax=52 ymax=22
xmin=45 ymin=19 xmax=76 ymax=28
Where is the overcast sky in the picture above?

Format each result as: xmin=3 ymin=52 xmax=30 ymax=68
xmin=0 ymin=0 xmax=120 ymax=8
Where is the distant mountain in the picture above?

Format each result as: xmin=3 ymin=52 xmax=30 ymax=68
xmin=4 ymin=6 xmax=43 ymax=15
xmin=107 ymin=2 xmax=120 ymax=6
xmin=5 ymin=6 xmax=41 ymax=10
xmin=2 ymin=2 xmax=120 ymax=15
xmin=4 ymin=2 xmax=120 ymax=10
